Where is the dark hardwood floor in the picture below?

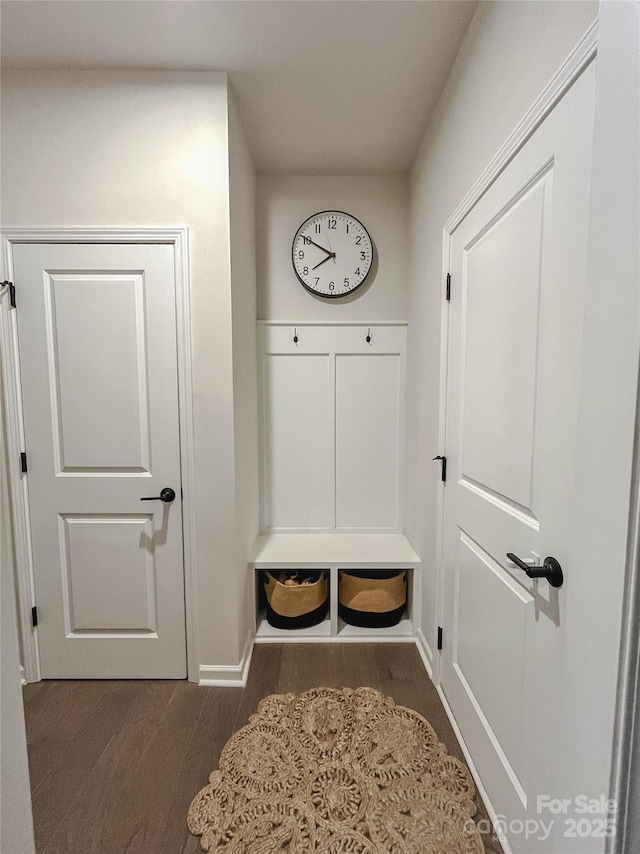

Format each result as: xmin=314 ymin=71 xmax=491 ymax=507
xmin=23 ymin=643 xmax=503 ymax=853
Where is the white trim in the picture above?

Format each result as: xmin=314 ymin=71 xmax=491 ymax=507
xmin=0 ymin=227 xmax=199 ymax=683
xmin=171 ymin=231 xmax=200 ymax=685
xmin=1 ymin=227 xmax=189 ymax=244
xmin=432 ymin=227 xmax=451 ymax=687
xmin=253 ymin=635 xmax=417 ymax=646
xmin=609 ymin=366 xmax=640 ymax=854
xmin=257 ymin=324 xmax=268 ymax=536
xmin=436 ymin=684 xmax=514 ymax=854
xmin=0 ymin=266 xmax=40 ymax=682
xmin=199 ymin=632 xmax=254 ymax=687
xmin=256 ymin=321 xmax=410 ymax=327
xmin=415 ymin=627 xmax=433 ymax=680
xmin=433 ymin=18 xmax=599 ymax=686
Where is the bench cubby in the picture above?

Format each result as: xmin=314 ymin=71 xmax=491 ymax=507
xmin=251 ymin=534 xmax=420 ymax=642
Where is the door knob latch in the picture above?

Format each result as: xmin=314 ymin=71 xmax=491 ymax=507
xmin=506 ymin=553 xmax=564 ymax=588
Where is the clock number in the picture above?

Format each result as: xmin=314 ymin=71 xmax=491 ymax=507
xmin=355 ymin=268 xmax=361 ymax=276
xmin=356 ymin=236 xmax=362 ymax=245
xmin=303 ymin=266 xmax=309 ymax=275
xmin=329 ymin=282 xmax=335 ymax=291
xmin=360 ymin=252 xmax=366 ymax=260
xmin=328 ymin=219 xmax=337 ymax=229
xmin=346 ymin=223 xmax=349 ymax=233
xmin=315 ymin=277 xmax=320 ymax=286
xmin=315 ymin=224 xmax=321 ymax=233
xmin=298 ymin=251 xmax=305 ymax=259
xmin=303 ymin=236 xmax=311 ymax=245
xmin=343 ymin=278 xmax=350 ymax=287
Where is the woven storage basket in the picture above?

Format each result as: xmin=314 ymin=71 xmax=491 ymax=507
xmin=339 ymin=570 xmax=407 ymax=628
xmin=264 ymin=571 xmax=329 ymax=630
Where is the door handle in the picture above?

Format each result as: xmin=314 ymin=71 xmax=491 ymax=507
xmin=140 ymin=487 xmax=176 ymax=503
xmin=506 ymin=553 xmax=564 ymax=588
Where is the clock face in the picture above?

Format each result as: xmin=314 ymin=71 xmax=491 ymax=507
xmin=292 ymin=211 xmax=373 ymax=298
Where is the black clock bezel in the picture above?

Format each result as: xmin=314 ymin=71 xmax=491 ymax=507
xmin=291 ymin=210 xmax=373 ymax=299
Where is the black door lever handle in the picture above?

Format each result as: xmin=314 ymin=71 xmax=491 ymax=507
xmin=140 ymin=487 xmax=176 ymax=503
xmin=506 ymin=553 xmax=564 ymax=588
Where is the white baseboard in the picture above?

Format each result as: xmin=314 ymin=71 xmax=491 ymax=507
xmin=198 ymin=632 xmax=254 ymax=687
xmin=415 ymin=627 xmax=433 ymax=679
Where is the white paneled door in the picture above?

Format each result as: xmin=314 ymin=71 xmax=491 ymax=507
xmin=14 ymin=243 xmax=186 ymax=678
xmin=440 ymin=65 xmax=595 ymax=851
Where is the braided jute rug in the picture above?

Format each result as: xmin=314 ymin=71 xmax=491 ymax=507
xmin=188 ymin=686 xmax=485 ymax=853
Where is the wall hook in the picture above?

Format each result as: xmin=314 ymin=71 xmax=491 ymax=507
xmin=366 ymin=327 xmax=371 ymax=343
xmin=293 ymin=328 xmax=298 ymax=344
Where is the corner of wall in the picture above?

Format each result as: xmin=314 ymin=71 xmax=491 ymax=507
xmin=228 ymin=87 xmax=260 ymax=656
xmin=198 ymin=629 xmax=254 ymax=687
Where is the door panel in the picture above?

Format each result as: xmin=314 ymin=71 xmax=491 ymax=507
xmin=441 ymin=64 xmax=595 ymax=852
xmin=60 ymin=514 xmax=158 ymax=634
xmin=46 ymin=272 xmax=151 ymax=472
xmin=454 ymin=530 xmax=532 ymax=803
xmin=461 ymin=173 xmax=548 ymax=514
xmin=14 ymin=243 xmax=186 ymax=678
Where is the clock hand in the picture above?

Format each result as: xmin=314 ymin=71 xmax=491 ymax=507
xmin=305 ymin=237 xmax=333 ymax=255
xmin=325 ymin=232 xmax=337 ymax=264
xmin=312 ymin=253 xmax=336 ymax=271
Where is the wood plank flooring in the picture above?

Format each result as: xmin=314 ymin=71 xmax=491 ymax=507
xmin=23 ymin=643 xmax=503 ymax=854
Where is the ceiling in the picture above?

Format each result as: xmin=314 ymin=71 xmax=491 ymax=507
xmin=0 ymin=0 xmax=477 ymax=174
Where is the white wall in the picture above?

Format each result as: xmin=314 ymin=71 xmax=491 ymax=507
xmin=404 ymin=0 xmax=597 ymax=659
xmin=0 ymin=366 xmax=36 ymax=854
xmin=228 ymin=87 xmax=259 ymax=651
xmin=0 ymin=69 xmax=244 ymax=669
xmin=257 ymin=175 xmax=408 ymax=321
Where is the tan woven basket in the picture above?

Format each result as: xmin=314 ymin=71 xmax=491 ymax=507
xmin=265 ymin=571 xmax=328 ymax=618
xmin=339 ymin=570 xmax=406 ymax=614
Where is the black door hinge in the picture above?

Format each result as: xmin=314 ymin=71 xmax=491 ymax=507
xmin=1 ymin=280 xmax=15 ymax=308
xmin=446 ymin=273 xmax=451 ymax=302
xmin=20 ymin=452 xmax=27 ymax=473
xmin=31 ymin=606 xmax=38 ymax=628
xmin=432 ymin=455 xmax=447 ymax=483
xmin=437 ymin=626 xmax=443 ymax=651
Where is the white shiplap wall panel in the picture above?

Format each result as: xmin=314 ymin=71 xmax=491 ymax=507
xmin=336 ymin=353 xmax=402 ymax=529
xmin=260 ymin=323 xmax=406 ymax=532
xmin=262 ymin=352 xmax=333 ymax=530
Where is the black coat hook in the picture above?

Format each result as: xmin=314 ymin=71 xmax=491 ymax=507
xmin=366 ymin=327 xmax=371 ymax=343
xmin=293 ymin=328 xmax=298 ymax=344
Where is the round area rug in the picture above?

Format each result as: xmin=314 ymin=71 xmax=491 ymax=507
xmin=188 ymin=686 xmax=485 ymax=853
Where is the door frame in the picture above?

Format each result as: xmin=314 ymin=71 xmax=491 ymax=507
xmin=0 ymin=227 xmax=199 ymax=683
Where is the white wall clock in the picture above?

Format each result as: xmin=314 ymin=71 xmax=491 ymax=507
xmin=292 ymin=210 xmax=374 ymax=298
